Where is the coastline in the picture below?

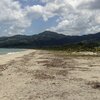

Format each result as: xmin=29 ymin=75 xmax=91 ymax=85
xmin=0 ymin=49 xmax=34 ymax=65
xmin=0 ymin=50 xmax=100 ymax=100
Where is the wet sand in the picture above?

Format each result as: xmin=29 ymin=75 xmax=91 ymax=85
xmin=0 ymin=50 xmax=34 ymax=65
xmin=0 ymin=50 xmax=100 ymax=100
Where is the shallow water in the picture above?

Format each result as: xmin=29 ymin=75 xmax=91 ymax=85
xmin=0 ymin=48 xmax=26 ymax=55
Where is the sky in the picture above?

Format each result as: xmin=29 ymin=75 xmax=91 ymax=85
xmin=0 ymin=0 xmax=100 ymax=36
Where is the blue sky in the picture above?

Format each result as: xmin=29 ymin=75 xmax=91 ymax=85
xmin=0 ymin=0 xmax=100 ymax=36
xmin=17 ymin=0 xmax=45 ymax=7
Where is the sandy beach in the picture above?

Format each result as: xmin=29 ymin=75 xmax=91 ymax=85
xmin=0 ymin=50 xmax=100 ymax=100
xmin=0 ymin=50 xmax=34 ymax=65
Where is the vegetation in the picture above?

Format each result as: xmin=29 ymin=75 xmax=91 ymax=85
xmin=0 ymin=31 xmax=100 ymax=52
xmin=40 ymin=42 xmax=100 ymax=52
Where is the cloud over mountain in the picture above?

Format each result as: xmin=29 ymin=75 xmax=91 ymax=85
xmin=0 ymin=0 xmax=100 ymax=36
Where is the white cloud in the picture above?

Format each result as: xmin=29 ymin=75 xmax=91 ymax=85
xmin=0 ymin=0 xmax=100 ymax=36
xmin=0 ymin=0 xmax=45 ymax=36
xmin=0 ymin=0 xmax=30 ymax=36
xmin=46 ymin=0 xmax=100 ymax=35
xmin=0 ymin=0 xmax=59 ymax=36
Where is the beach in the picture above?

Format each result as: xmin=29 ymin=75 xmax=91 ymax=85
xmin=0 ymin=50 xmax=100 ymax=100
xmin=0 ymin=50 xmax=34 ymax=65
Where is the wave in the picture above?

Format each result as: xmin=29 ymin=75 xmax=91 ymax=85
xmin=7 ymin=52 xmax=19 ymax=55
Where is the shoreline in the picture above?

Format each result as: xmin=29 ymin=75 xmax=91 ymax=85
xmin=0 ymin=50 xmax=99 ymax=65
xmin=0 ymin=49 xmax=35 ymax=65
xmin=0 ymin=50 xmax=100 ymax=99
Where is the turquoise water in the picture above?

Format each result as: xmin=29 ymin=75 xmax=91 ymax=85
xmin=0 ymin=48 xmax=26 ymax=55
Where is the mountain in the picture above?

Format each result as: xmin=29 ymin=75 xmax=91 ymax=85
xmin=0 ymin=31 xmax=100 ymax=49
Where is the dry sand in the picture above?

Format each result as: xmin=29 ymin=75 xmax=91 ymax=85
xmin=0 ymin=50 xmax=100 ymax=100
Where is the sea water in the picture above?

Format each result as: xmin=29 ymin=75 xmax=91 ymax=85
xmin=0 ymin=48 xmax=26 ymax=55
